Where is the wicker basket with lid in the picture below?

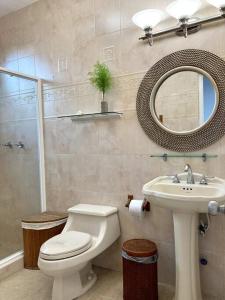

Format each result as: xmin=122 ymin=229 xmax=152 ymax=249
xmin=22 ymin=211 xmax=68 ymax=270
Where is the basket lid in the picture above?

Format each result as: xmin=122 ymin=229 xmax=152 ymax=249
xmin=122 ymin=239 xmax=157 ymax=257
xmin=22 ymin=211 xmax=68 ymax=223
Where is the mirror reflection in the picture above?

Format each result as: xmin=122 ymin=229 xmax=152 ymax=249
xmin=154 ymin=71 xmax=217 ymax=133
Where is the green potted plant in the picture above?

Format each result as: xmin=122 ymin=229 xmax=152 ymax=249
xmin=89 ymin=62 xmax=112 ymax=113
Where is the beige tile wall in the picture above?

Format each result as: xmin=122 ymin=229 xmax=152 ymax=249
xmin=0 ymin=0 xmax=225 ymax=297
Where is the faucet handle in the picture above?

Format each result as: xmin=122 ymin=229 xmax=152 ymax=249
xmin=199 ymin=175 xmax=214 ymax=185
xmin=172 ymin=174 xmax=180 ymax=183
xmin=2 ymin=142 xmax=13 ymax=149
xmin=167 ymin=174 xmax=180 ymax=183
xmin=15 ymin=142 xmax=24 ymax=149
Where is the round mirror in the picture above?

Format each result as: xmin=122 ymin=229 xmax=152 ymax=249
xmin=151 ymin=67 xmax=218 ymax=134
xmin=137 ymin=49 xmax=225 ymax=152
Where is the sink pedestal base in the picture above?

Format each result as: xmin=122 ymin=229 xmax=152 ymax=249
xmin=173 ymin=212 xmax=202 ymax=300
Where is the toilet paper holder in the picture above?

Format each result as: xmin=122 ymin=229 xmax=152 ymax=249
xmin=125 ymin=194 xmax=150 ymax=212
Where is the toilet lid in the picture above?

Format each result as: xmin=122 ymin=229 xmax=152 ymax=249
xmin=40 ymin=231 xmax=92 ymax=260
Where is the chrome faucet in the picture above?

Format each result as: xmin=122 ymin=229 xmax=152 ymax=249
xmin=15 ymin=142 xmax=24 ymax=149
xmin=2 ymin=142 xmax=13 ymax=149
xmin=184 ymin=164 xmax=195 ymax=184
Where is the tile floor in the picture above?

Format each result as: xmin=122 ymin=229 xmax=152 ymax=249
xmin=0 ymin=267 xmax=175 ymax=300
xmin=0 ymin=266 xmax=220 ymax=300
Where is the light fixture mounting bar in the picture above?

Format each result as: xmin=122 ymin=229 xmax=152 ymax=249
xmin=139 ymin=12 xmax=225 ymax=41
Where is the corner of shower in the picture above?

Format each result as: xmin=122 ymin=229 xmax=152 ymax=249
xmin=0 ymin=67 xmax=46 ymax=277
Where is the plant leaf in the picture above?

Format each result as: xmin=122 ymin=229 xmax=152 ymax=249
xmin=89 ymin=62 xmax=112 ymax=95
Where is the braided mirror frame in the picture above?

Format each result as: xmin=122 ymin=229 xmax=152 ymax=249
xmin=136 ymin=49 xmax=225 ymax=152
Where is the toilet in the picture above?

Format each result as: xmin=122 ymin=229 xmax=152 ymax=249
xmin=38 ymin=204 xmax=120 ymax=300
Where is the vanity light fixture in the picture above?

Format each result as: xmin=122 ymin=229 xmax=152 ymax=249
xmin=166 ymin=0 xmax=202 ymax=20
xmin=133 ymin=0 xmax=225 ymax=46
xmin=166 ymin=0 xmax=202 ymax=38
xmin=207 ymin=0 xmax=225 ymax=8
xmin=132 ymin=9 xmax=164 ymax=45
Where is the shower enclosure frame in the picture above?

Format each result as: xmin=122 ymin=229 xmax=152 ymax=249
xmin=0 ymin=66 xmax=46 ymax=273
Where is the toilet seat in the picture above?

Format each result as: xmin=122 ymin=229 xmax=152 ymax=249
xmin=40 ymin=231 xmax=92 ymax=260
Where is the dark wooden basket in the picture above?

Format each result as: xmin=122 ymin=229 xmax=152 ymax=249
xmin=122 ymin=239 xmax=158 ymax=300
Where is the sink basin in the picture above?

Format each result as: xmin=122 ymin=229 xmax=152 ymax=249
xmin=142 ymin=172 xmax=225 ymax=300
xmin=143 ymin=173 xmax=225 ymax=212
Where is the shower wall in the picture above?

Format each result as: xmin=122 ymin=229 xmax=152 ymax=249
xmin=0 ymin=72 xmax=41 ymax=259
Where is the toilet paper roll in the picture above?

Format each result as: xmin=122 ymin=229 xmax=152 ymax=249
xmin=129 ymin=200 xmax=145 ymax=218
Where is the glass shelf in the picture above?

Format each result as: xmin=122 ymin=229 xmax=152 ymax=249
xmin=150 ymin=153 xmax=218 ymax=162
xmin=58 ymin=112 xmax=123 ymax=121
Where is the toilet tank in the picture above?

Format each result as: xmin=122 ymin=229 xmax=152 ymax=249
xmin=63 ymin=204 xmax=120 ymax=239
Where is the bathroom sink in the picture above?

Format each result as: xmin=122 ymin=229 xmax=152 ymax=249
xmin=143 ymin=171 xmax=225 ymax=300
xmin=143 ymin=173 xmax=225 ymax=213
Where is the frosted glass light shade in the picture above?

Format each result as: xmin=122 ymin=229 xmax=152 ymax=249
xmin=132 ymin=9 xmax=163 ymax=30
xmin=166 ymin=0 xmax=202 ymax=20
xmin=207 ymin=0 xmax=225 ymax=8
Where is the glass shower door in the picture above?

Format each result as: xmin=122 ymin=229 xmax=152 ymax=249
xmin=0 ymin=71 xmax=42 ymax=260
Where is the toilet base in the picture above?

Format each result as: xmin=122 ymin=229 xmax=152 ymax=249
xmin=52 ymin=263 xmax=97 ymax=300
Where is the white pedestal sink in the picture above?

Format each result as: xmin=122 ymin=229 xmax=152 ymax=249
xmin=143 ymin=173 xmax=225 ymax=300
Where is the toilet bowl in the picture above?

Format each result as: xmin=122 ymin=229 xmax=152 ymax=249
xmin=38 ymin=204 xmax=120 ymax=300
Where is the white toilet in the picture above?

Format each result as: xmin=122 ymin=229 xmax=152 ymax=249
xmin=38 ymin=204 xmax=120 ymax=300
